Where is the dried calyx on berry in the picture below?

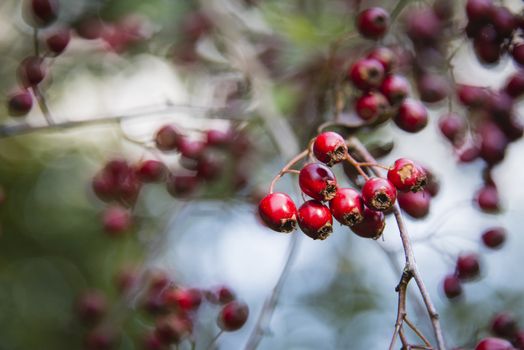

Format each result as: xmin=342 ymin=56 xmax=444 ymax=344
xmin=362 ymin=177 xmax=397 ymax=211
xmin=350 ymin=207 xmax=385 ymax=239
xmin=313 ymin=131 xmax=347 ymax=166
xmin=297 ymin=200 xmax=333 ymax=240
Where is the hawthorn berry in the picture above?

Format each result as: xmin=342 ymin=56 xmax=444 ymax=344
xmin=504 ymin=71 xmax=524 ymax=98
xmin=164 ymin=288 xmax=202 ymax=312
xmin=405 ymin=8 xmax=442 ymax=46
xmin=258 ymin=192 xmax=298 ymax=233
xmin=18 ymin=56 xmax=46 ymax=87
xmin=217 ymin=301 xmax=249 ymax=332
xmin=46 ymin=27 xmax=71 ymax=55
xmin=102 ymin=206 xmax=132 ymax=236
xmin=76 ymin=290 xmax=108 ymax=325
xmin=206 ymin=285 xmax=236 ymax=304
xmin=355 ymin=92 xmax=389 ymax=122
xmin=457 ymin=84 xmax=488 ymax=108
xmin=476 ymin=185 xmax=500 ymax=213
xmin=417 ymin=73 xmax=449 ymax=103
xmin=155 ymin=315 xmax=192 ymax=344
xmin=356 ymin=7 xmax=390 ymax=40
xmin=514 ymin=331 xmax=524 ymax=349
xmin=329 ymin=188 xmax=365 ymax=226
xmin=299 ymin=163 xmax=337 ymax=201
xmin=362 ymin=177 xmax=397 ymax=211
xmin=166 ymin=173 xmax=199 ymax=197
xmin=478 ymin=122 xmax=508 ymax=165
xmin=136 ymin=160 xmax=166 ymax=182
xmin=24 ymin=0 xmax=59 ymax=27
xmin=75 ymin=17 xmax=105 ymax=40
xmin=350 ymin=207 xmax=385 ymax=239
xmin=155 ymin=125 xmax=183 ymax=151
xmin=492 ymin=6 xmax=517 ymax=38
xmin=482 ymin=227 xmax=506 ymax=249
xmin=7 ymin=90 xmax=33 ymax=117
xmin=313 ymin=131 xmax=347 ymax=166
xmin=196 ymin=153 xmax=224 ymax=181
xmin=349 ymin=58 xmax=385 ymax=91
xmin=474 ymin=337 xmax=515 ymax=350
xmin=206 ymin=129 xmax=232 ymax=147
xmin=394 ymin=98 xmax=428 ymax=133
xmin=387 ymin=158 xmax=427 ymax=192
xmin=178 ymin=138 xmax=206 ymax=160
xmin=490 ymin=313 xmax=518 ymax=339
xmin=455 ymin=253 xmax=481 ymax=280
xmin=367 ymin=47 xmax=396 ymax=73
xmin=466 ymin=0 xmax=495 ymax=23
xmin=512 ymin=44 xmax=524 ymax=66
xmin=398 ymin=190 xmax=431 ymax=219
xmin=297 ymin=200 xmax=333 ymax=240
xmin=380 ymin=75 xmax=409 ymax=105
xmin=439 ymin=113 xmax=466 ymax=144
xmin=442 ymin=274 xmax=463 ymax=299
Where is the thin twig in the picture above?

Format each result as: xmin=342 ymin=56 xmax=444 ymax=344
xmin=344 ymin=153 xmax=370 ymax=180
xmin=206 ymin=330 xmax=224 ymax=350
xmin=269 ymin=150 xmax=308 ymax=193
xmin=389 ymin=269 xmax=412 ymax=350
xmin=405 ymin=316 xmax=432 ymax=347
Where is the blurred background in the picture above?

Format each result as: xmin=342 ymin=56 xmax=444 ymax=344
xmin=0 ymin=0 xmax=523 ymax=349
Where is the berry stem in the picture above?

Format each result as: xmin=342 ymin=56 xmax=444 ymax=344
xmin=344 ymin=153 xmax=370 ymax=180
xmin=205 ymin=330 xmax=224 ymax=350
xmin=347 ymin=136 xmax=447 ymax=350
xmin=357 ymin=162 xmax=390 ymax=170
xmin=405 ymin=316 xmax=433 ymax=348
xmin=268 ymin=149 xmax=308 ymax=193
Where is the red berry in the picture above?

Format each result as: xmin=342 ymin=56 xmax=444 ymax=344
xmin=155 ymin=315 xmax=192 ymax=344
xmin=46 ymin=27 xmax=71 ymax=55
xmin=476 ymin=184 xmax=500 ymax=213
xmin=313 ymin=131 xmax=348 ymax=166
xmin=362 ymin=177 xmax=397 ymax=211
xmin=299 ymin=163 xmax=338 ymax=201
xmin=492 ymin=6 xmax=517 ymax=38
xmin=457 ymin=84 xmax=488 ymax=108
xmin=155 ymin=125 xmax=182 ymax=151
xmin=442 ymin=274 xmax=463 ymax=299
xmin=76 ymin=290 xmax=108 ymax=325
xmin=356 ymin=7 xmax=390 ymax=40
xmin=504 ymin=71 xmax=524 ymax=98
xmin=349 ymin=58 xmax=385 ymax=90
xmin=487 ymin=92 xmax=513 ymax=122
xmin=217 ymin=301 xmax=249 ymax=332
xmin=24 ymin=0 xmax=59 ymax=27
xmin=102 ymin=206 xmax=132 ymax=236
xmin=166 ymin=173 xmax=199 ymax=197
xmin=475 ymin=337 xmax=515 ymax=350
xmin=380 ymin=75 xmax=409 ymax=105
xmin=490 ymin=313 xmax=518 ymax=339
xmin=164 ymin=288 xmax=202 ymax=311
xmin=466 ymin=0 xmax=494 ymax=23
xmin=474 ymin=26 xmax=502 ymax=64
xmin=482 ymin=227 xmax=506 ymax=249
xmin=355 ymin=92 xmax=389 ymax=122
xmin=206 ymin=129 xmax=232 ymax=147
xmin=417 ymin=73 xmax=449 ymax=103
xmin=7 ymin=90 xmax=33 ymax=117
xmin=405 ymin=8 xmax=442 ymax=46
xmin=387 ymin=158 xmax=427 ymax=192
xmin=398 ymin=190 xmax=431 ymax=219
xmin=75 ymin=17 xmax=105 ymax=40
xmin=258 ymin=192 xmax=298 ymax=233
xmin=18 ymin=56 xmax=46 ymax=87
xmin=394 ymin=98 xmax=428 ymax=133
xmin=297 ymin=200 xmax=333 ymax=240
xmin=458 ymin=145 xmax=481 ymax=163
xmin=455 ymin=253 xmax=481 ymax=280
xmin=178 ymin=138 xmax=206 ymax=160
xmin=206 ymin=286 xmax=236 ymax=304
xmin=350 ymin=207 xmax=385 ymax=239
xmin=367 ymin=47 xmax=396 ymax=72
xmin=512 ymin=44 xmax=524 ymax=66
xmin=329 ymin=188 xmax=365 ymax=226
xmin=439 ymin=113 xmax=466 ymax=144
xmin=136 ymin=160 xmax=166 ymax=183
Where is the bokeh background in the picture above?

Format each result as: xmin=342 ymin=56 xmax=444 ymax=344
xmin=0 ymin=0 xmax=523 ymax=349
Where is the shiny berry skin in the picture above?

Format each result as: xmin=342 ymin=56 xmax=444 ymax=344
xmin=299 ymin=163 xmax=337 ymax=201
xmin=18 ymin=56 xmax=46 ymax=87
xmin=349 ymin=58 xmax=385 ymax=91
xmin=362 ymin=177 xmax=397 ymax=211
xmin=217 ymin=301 xmax=249 ymax=332
xmin=367 ymin=47 xmax=396 ymax=73
xmin=476 ymin=185 xmax=500 ymax=213
xmin=387 ymin=158 xmax=427 ymax=192
xmin=455 ymin=253 xmax=481 ymax=280
xmin=380 ymin=75 xmax=409 ymax=105
xmin=356 ymin=7 xmax=390 ymax=40
xmin=490 ymin=313 xmax=518 ymax=339
xmin=102 ymin=206 xmax=132 ymax=236
xmin=355 ymin=92 xmax=389 ymax=122
xmin=164 ymin=288 xmax=202 ymax=311
xmin=350 ymin=207 xmax=385 ymax=239
xmin=258 ymin=192 xmax=298 ymax=233
xmin=46 ymin=27 xmax=71 ymax=55
xmin=329 ymin=188 xmax=365 ymax=226
xmin=313 ymin=131 xmax=347 ymax=166
xmin=482 ymin=227 xmax=506 ymax=249
xmin=166 ymin=173 xmax=199 ymax=197
xmin=439 ymin=113 xmax=466 ymax=144
xmin=398 ymin=190 xmax=431 ymax=219
xmin=442 ymin=274 xmax=462 ymax=299
xmin=155 ymin=315 xmax=192 ymax=344
xmin=7 ymin=90 xmax=33 ymax=117
xmin=136 ymin=160 xmax=166 ymax=182
xmin=394 ymin=98 xmax=428 ymax=133
xmin=24 ymin=0 xmax=59 ymax=27
xmin=76 ymin=290 xmax=108 ymax=325
xmin=297 ymin=200 xmax=333 ymax=240
xmin=155 ymin=125 xmax=182 ymax=151
xmin=504 ymin=71 xmax=524 ymax=98
xmin=475 ymin=338 xmax=515 ymax=350
xmin=466 ymin=0 xmax=494 ymax=23
xmin=512 ymin=44 xmax=524 ymax=66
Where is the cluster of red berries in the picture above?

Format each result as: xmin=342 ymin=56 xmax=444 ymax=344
xmin=92 ymin=126 xmax=250 ymax=236
xmin=441 ymin=226 xmax=506 ymax=301
xmin=76 ymin=269 xmax=248 ymax=350
xmin=258 ymin=131 xmax=428 ymax=240
xmin=471 ymin=312 xmax=524 ymax=350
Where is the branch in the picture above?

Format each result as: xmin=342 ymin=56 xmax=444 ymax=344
xmin=347 ymin=136 xmax=447 ymax=350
